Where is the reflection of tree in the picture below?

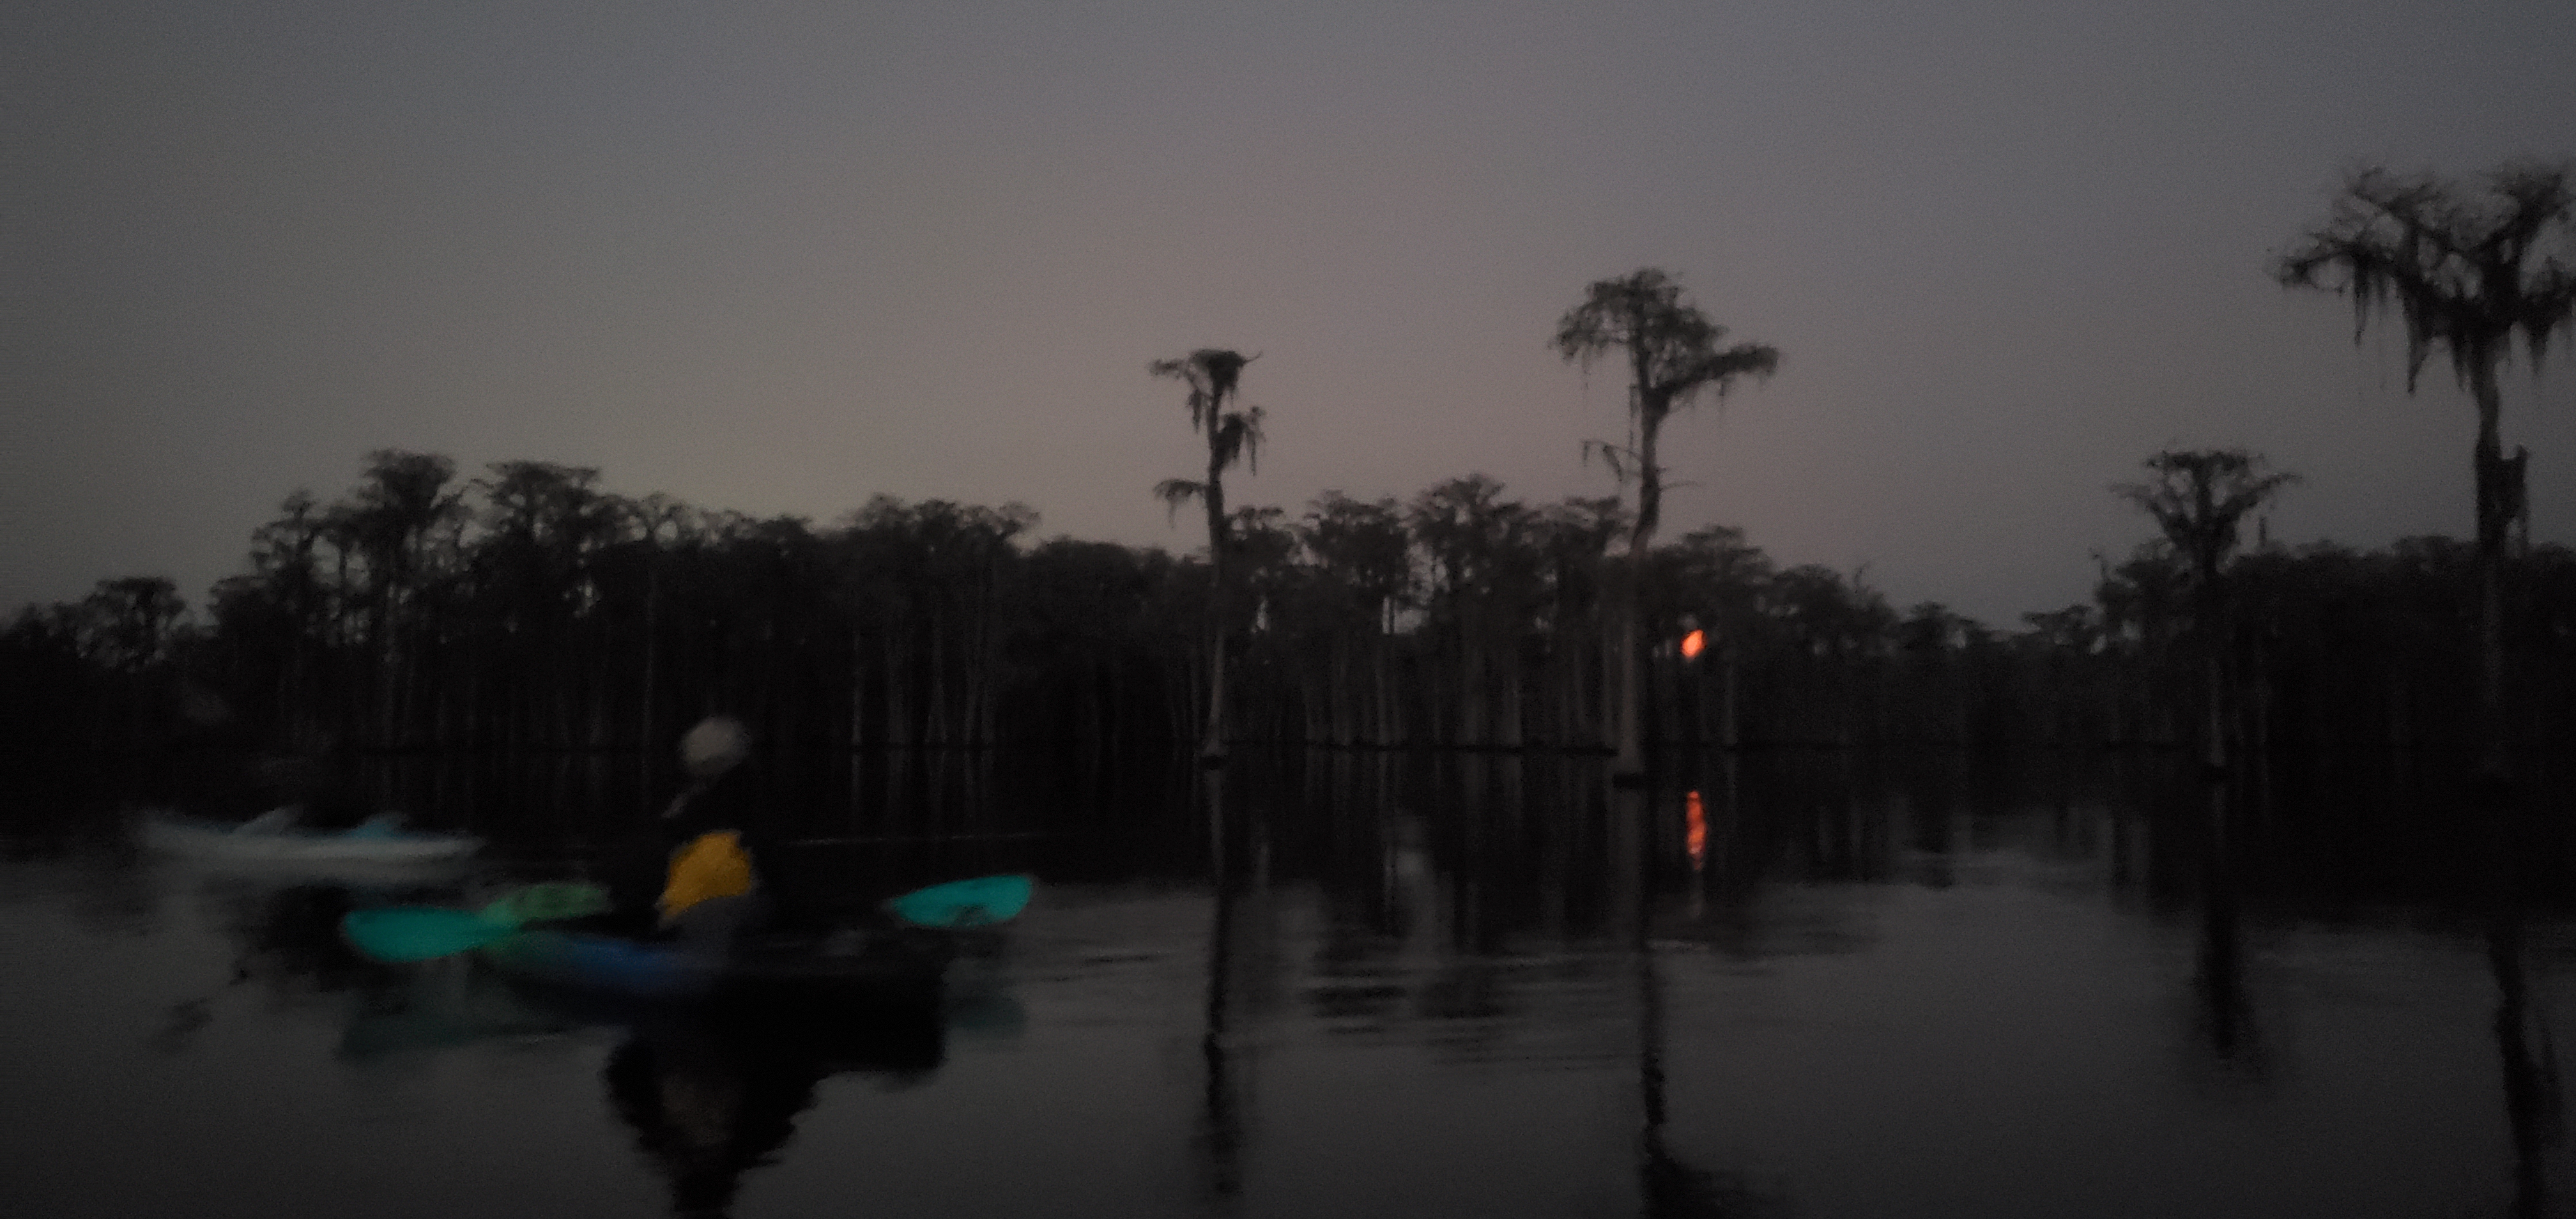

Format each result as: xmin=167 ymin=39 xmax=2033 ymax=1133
xmin=1621 ymin=783 xmax=1775 ymax=1218
xmin=2489 ymin=920 xmax=2557 ymax=1219
xmin=604 ymin=997 xmax=945 ymax=1218
xmin=606 ymin=1027 xmax=820 ymax=1218
xmin=2191 ymin=780 xmax=2262 ymax=1077
xmin=1196 ymin=765 xmax=1248 ymax=1207
xmin=2485 ymin=804 xmax=2565 ymax=1219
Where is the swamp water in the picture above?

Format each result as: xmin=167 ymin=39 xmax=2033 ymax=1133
xmin=2 ymin=747 xmax=2572 ymax=1218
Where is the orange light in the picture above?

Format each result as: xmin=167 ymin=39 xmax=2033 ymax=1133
xmin=1685 ymin=789 xmax=1706 ymax=871
xmin=1679 ymin=629 xmax=1705 ymax=660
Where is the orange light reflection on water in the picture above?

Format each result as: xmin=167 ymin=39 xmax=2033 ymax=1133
xmin=1685 ymin=789 xmax=1706 ymax=871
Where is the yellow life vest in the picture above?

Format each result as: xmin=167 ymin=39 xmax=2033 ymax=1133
xmin=659 ymin=830 xmax=756 ymax=919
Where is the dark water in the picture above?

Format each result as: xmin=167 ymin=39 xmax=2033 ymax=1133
xmin=4 ymin=748 xmax=2573 ymax=1218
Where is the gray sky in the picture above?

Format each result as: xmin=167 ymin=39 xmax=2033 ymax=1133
xmin=8 ymin=0 xmax=2572 ymax=627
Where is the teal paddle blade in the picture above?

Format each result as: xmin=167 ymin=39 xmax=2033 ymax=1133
xmin=343 ymin=908 xmax=513 ymax=963
xmin=885 ymin=874 xmax=1034 ymax=930
xmin=346 ymin=883 xmax=614 ymax=964
xmin=479 ymin=882 xmax=609 ymax=926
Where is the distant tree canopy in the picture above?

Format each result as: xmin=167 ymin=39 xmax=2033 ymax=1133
xmin=2116 ymin=450 xmax=2299 ymax=593
xmin=8 ymin=451 xmax=2572 ymax=762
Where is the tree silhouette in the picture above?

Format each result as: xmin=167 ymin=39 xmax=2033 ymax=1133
xmin=1409 ymin=475 xmax=1545 ymax=747
xmin=469 ymin=461 xmax=625 ymax=747
xmin=2115 ymin=449 xmax=2297 ymax=770
xmin=1296 ymin=492 xmax=1413 ymax=746
xmin=1151 ymin=348 xmax=1266 ymax=763
xmin=33 ymin=439 xmax=2576 ymax=763
xmin=2275 ymin=160 xmax=2573 ymax=787
xmin=79 ymin=576 xmax=187 ymax=674
xmin=1554 ymin=270 xmax=1778 ymax=775
xmin=345 ymin=451 xmax=466 ymax=743
xmin=1535 ymin=496 xmax=1629 ymax=748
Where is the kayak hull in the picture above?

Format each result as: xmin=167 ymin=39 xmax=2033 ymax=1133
xmin=480 ymin=928 xmax=948 ymax=1005
xmin=141 ymin=812 xmax=482 ymax=866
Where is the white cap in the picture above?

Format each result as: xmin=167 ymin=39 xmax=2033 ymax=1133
xmin=678 ymin=716 xmax=751 ymax=779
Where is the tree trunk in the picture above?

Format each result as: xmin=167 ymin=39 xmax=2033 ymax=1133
xmin=1616 ymin=402 xmax=1665 ymax=776
xmin=1593 ymin=634 xmax=1616 ymax=750
xmin=1328 ymin=640 xmax=1351 ymax=747
xmin=1201 ymin=629 xmax=1227 ymax=759
xmin=847 ymin=625 xmax=868 ymax=748
xmin=1459 ymin=631 xmax=1485 ymax=748
xmin=1200 ymin=430 xmax=1231 ymax=762
xmin=641 ymin=565 xmax=661 ymax=753
xmin=1372 ymin=631 xmax=1394 ymax=749
xmin=1720 ymin=643 xmax=1741 ymax=749
xmin=882 ymin=631 xmax=910 ymax=749
xmin=2469 ymin=358 xmax=2510 ymax=790
xmin=1614 ymin=563 xmax=1644 ymax=774
xmin=925 ymin=625 xmax=948 ymax=747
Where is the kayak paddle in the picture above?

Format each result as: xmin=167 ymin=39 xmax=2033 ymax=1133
xmin=884 ymin=873 xmax=1034 ymax=930
xmin=480 ymin=880 xmax=613 ymax=926
xmin=348 ymin=873 xmax=1029 ymax=962
xmin=342 ymin=882 xmax=610 ymax=963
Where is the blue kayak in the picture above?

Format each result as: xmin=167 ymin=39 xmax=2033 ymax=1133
xmin=473 ymin=874 xmax=1032 ymax=1002
xmin=480 ymin=926 xmax=952 ymax=1002
xmin=479 ymin=929 xmax=731 ymax=999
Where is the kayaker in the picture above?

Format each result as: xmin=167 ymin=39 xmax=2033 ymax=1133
xmin=597 ymin=716 xmax=776 ymax=942
xmin=659 ymin=716 xmax=771 ymax=938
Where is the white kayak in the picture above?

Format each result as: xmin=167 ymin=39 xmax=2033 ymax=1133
xmin=139 ymin=809 xmax=482 ymax=866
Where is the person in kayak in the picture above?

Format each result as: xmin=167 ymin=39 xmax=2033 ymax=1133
xmin=659 ymin=715 xmax=770 ymax=942
xmin=595 ymin=715 xmax=777 ymax=943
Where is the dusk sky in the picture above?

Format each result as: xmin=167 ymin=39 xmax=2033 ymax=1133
xmin=8 ymin=0 xmax=2572 ymax=626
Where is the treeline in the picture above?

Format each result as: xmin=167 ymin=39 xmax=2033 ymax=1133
xmin=5 ymin=450 xmax=2573 ymax=756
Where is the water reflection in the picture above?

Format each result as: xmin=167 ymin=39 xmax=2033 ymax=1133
xmin=128 ymin=848 xmax=974 ymax=1218
xmin=2487 ymin=797 xmax=2568 ymax=1219
xmin=148 ymin=875 xmax=461 ymax=1054
xmin=342 ymin=970 xmax=953 ymax=1218
xmin=604 ymin=997 xmax=944 ymax=1216
xmin=1625 ymin=783 xmax=1776 ymax=1218
xmin=8 ymin=746 xmax=2576 ymax=1217
xmin=1197 ymin=765 xmax=1247 ymax=1207
xmin=2192 ymin=776 xmax=2263 ymax=1078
